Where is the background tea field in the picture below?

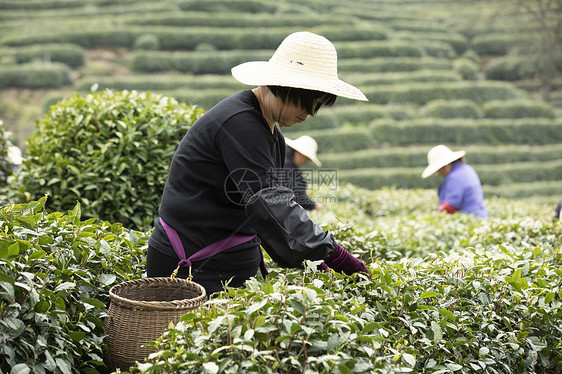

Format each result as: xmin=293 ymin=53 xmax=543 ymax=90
xmin=0 ymin=2 xmax=560 ymax=371
xmin=0 ymin=0 xmax=561 ymax=203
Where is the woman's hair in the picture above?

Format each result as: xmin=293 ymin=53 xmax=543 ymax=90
xmin=268 ymin=86 xmax=336 ymax=115
xmin=450 ymin=156 xmax=467 ymax=166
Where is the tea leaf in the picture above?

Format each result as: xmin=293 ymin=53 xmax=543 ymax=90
xmin=420 ymin=290 xmax=438 ymax=299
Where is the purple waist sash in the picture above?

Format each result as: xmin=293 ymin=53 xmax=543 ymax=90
xmin=159 ymin=217 xmax=268 ymax=278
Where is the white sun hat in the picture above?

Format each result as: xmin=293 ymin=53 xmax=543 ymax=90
xmin=421 ymin=145 xmax=466 ymax=179
xmin=285 ymin=135 xmax=322 ymax=167
xmin=231 ymin=31 xmax=368 ymax=101
xmin=7 ymin=144 xmax=23 ymax=165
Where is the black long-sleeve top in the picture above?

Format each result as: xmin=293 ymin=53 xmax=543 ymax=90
xmin=148 ymin=90 xmax=333 ymax=271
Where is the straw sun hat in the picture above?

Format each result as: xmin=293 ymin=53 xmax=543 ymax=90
xmin=7 ymin=144 xmax=22 ymax=165
xmin=421 ymin=145 xmax=466 ymax=179
xmin=231 ymin=31 xmax=368 ymax=101
xmin=285 ymin=135 xmax=322 ymax=167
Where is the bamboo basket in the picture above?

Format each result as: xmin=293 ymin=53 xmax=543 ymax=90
xmin=104 ymin=277 xmax=207 ymax=371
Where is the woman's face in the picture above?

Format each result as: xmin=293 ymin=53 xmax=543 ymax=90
xmin=293 ymin=151 xmax=309 ymax=167
xmin=438 ymin=164 xmax=452 ymax=177
xmin=255 ymin=86 xmax=324 ymax=129
xmin=276 ymin=100 xmax=310 ymax=128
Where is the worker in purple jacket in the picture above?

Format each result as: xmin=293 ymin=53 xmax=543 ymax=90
xmin=422 ymin=145 xmax=488 ymax=218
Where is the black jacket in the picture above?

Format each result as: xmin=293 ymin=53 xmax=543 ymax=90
xmin=149 ymin=90 xmax=335 ymax=271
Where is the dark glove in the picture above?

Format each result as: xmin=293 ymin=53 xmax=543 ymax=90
xmin=324 ymin=244 xmax=369 ymax=276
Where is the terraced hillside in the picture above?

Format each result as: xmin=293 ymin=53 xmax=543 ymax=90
xmin=0 ymin=0 xmax=560 ymax=203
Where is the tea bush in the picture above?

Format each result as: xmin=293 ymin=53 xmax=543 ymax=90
xmin=0 ymin=0 xmax=81 ymax=10
xmin=166 ymin=88 xmax=248 ymax=110
xmin=472 ymin=33 xmax=523 ymax=56
xmin=338 ymin=57 xmax=453 ymax=73
xmin=3 ymin=28 xmax=140 ymax=49
xmin=128 ymin=192 xmax=561 ymax=373
xmin=4 ymin=24 xmax=387 ymax=51
xmin=290 ymin=118 xmax=562 ymax=155
xmin=9 ymin=43 xmax=85 ymax=68
xmin=123 ymin=11 xmax=353 ymax=28
xmin=0 ymin=62 xmax=72 ymax=89
xmin=485 ymin=181 xmax=562 ymax=200
xmin=178 ymin=0 xmax=278 ymax=13
xmin=424 ymin=100 xmax=483 ymax=119
xmin=484 ymin=56 xmax=536 ymax=81
xmin=483 ymin=100 xmax=556 ymax=119
xmin=394 ymin=31 xmax=468 ymax=55
xmin=367 ymin=118 xmax=562 ymax=146
xmin=133 ymin=34 xmax=160 ymax=51
xmin=389 ymin=20 xmax=448 ymax=34
xmin=362 ymin=81 xmax=526 ymax=105
xmin=353 ymin=70 xmax=462 ymax=86
xmin=453 ymin=58 xmax=480 ymax=80
xmin=20 ymin=89 xmax=204 ymax=231
xmin=334 ymin=40 xmax=424 ymax=58
xmin=1 ymin=185 xmax=560 ymax=373
xmin=130 ymin=50 xmax=273 ymax=74
xmin=131 ymin=39 xmax=428 ymax=75
xmin=336 ymin=159 xmax=562 ymax=190
xmin=0 ymin=197 xmax=148 ymax=373
xmin=320 ymin=144 xmax=562 ymax=170
xmin=75 ymin=75 xmax=246 ymax=92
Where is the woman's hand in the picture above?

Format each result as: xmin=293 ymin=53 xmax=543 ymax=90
xmin=323 ymin=244 xmax=369 ymax=276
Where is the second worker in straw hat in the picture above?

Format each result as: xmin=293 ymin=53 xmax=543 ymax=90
xmin=282 ymin=135 xmax=325 ymax=211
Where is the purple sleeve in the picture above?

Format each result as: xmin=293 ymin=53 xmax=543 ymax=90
xmin=438 ymin=173 xmax=463 ymax=209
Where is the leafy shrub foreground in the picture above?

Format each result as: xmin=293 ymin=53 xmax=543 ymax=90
xmin=132 ymin=243 xmax=561 ymax=374
xmin=0 ymin=197 xmax=147 ymax=374
xmin=128 ymin=187 xmax=561 ymax=374
xmin=0 ymin=188 xmax=560 ymax=374
xmin=20 ymin=89 xmax=204 ymax=231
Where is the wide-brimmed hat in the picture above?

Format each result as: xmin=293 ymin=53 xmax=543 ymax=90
xmin=421 ymin=145 xmax=465 ymax=178
xmin=285 ymin=135 xmax=321 ymax=167
xmin=231 ymin=31 xmax=368 ymax=101
xmin=7 ymin=144 xmax=22 ymax=165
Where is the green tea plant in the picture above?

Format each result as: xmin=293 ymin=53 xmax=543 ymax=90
xmin=424 ymin=100 xmax=483 ymax=119
xmin=124 ymin=185 xmax=560 ymax=374
xmin=128 ymin=239 xmax=561 ymax=373
xmin=0 ymin=62 xmax=72 ymax=89
xmin=20 ymin=89 xmax=204 ymax=231
xmin=0 ymin=197 xmax=148 ymax=373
